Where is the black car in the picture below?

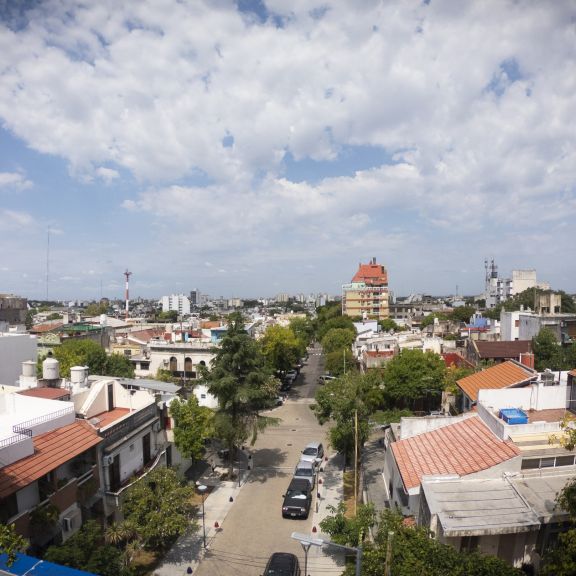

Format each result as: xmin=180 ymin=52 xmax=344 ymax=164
xmin=263 ymin=552 xmax=301 ymax=576
xmin=282 ymin=478 xmax=312 ymax=519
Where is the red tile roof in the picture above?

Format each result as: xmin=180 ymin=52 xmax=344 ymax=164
xmin=391 ymin=416 xmax=519 ymax=490
xmin=456 ymin=360 xmax=535 ymax=402
xmin=30 ymin=321 xmax=63 ymax=333
xmin=128 ymin=328 xmax=165 ymax=343
xmin=90 ymin=408 xmax=130 ymax=429
xmin=442 ymin=353 xmax=475 ymax=369
xmin=365 ymin=350 xmax=395 ymax=358
xmin=351 ymin=261 xmax=388 ymax=285
xmin=18 ymin=388 xmax=70 ymax=400
xmin=0 ymin=420 xmax=102 ymax=499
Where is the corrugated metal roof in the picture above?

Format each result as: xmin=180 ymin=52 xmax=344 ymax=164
xmin=456 ymin=360 xmax=535 ymax=402
xmin=391 ymin=416 xmax=520 ymax=490
xmin=0 ymin=553 xmax=98 ymax=575
xmin=0 ymin=420 xmax=102 ymax=499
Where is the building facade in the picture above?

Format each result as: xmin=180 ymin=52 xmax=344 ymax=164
xmin=161 ymin=294 xmax=191 ymax=316
xmin=342 ymin=258 xmax=389 ymax=320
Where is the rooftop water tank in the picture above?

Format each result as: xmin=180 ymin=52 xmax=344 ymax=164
xmin=70 ymin=365 xmax=88 ymax=386
xmin=42 ymin=357 xmax=60 ymax=380
xmin=22 ymin=360 xmax=36 ymax=378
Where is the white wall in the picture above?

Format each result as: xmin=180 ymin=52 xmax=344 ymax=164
xmin=16 ymin=483 xmax=39 ymax=514
xmin=478 ymin=382 xmax=568 ymax=413
xmin=0 ymin=333 xmax=37 ymax=386
xmin=193 ymin=383 xmax=218 ymax=409
xmin=399 ymin=414 xmax=472 ymax=440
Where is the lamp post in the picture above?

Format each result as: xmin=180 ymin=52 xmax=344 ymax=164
xmin=299 ymin=540 xmax=311 ymax=576
xmin=291 ymin=532 xmax=362 ymax=576
xmin=196 ymin=484 xmax=208 ymax=548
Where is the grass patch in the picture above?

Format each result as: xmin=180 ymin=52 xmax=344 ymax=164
xmin=371 ymin=409 xmax=413 ymax=424
xmin=343 ymin=470 xmax=358 ymax=519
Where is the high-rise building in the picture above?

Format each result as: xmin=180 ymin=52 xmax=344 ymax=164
xmin=161 ymin=294 xmax=191 ymax=316
xmin=342 ymin=258 xmax=389 ymax=320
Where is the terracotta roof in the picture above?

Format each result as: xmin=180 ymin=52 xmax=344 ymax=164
xmin=442 ymin=353 xmax=474 ymax=369
xmin=18 ymin=388 xmax=70 ymax=400
xmin=91 ymin=408 xmax=130 ymax=429
xmin=351 ymin=262 xmax=388 ymax=285
xmin=456 ymin=360 xmax=535 ymax=402
xmin=391 ymin=416 xmax=520 ymax=490
xmin=201 ymin=321 xmax=223 ymax=329
xmin=0 ymin=420 xmax=102 ymax=499
xmin=30 ymin=321 xmax=64 ymax=333
xmin=128 ymin=328 xmax=165 ymax=343
xmin=474 ymin=340 xmax=532 ymax=359
xmin=365 ymin=350 xmax=395 ymax=358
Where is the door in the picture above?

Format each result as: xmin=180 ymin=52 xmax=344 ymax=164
xmin=109 ymin=455 xmax=121 ymax=491
xmin=143 ymin=433 xmax=151 ymax=465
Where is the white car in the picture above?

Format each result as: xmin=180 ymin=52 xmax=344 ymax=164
xmin=300 ymin=442 xmax=324 ymax=467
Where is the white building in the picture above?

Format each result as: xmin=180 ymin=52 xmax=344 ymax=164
xmin=0 ymin=332 xmax=37 ymax=386
xmin=161 ymin=294 xmax=191 ymax=316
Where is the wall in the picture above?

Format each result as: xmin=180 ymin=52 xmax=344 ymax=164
xmin=478 ymin=383 xmax=568 ymax=412
xmin=0 ymin=333 xmax=37 ymax=386
xmin=399 ymin=414 xmax=472 ymax=440
xmin=16 ymin=483 xmax=39 ymax=515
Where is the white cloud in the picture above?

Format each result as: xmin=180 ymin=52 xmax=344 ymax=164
xmin=0 ymin=172 xmax=33 ymax=191
xmin=0 ymin=1 xmax=575 ymax=296
xmin=0 ymin=209 xmax=35 ymax=229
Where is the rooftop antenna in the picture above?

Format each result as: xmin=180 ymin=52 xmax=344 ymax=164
xmin=46 ymin=228 xmax=51 ymax=301
xmin=124 ymin=269 xmax=132 ymax=320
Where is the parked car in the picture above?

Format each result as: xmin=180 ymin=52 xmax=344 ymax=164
xmin=293 ymin=460 xmax=316 ymax=489
xmin=282 ymin=478 xmax=312 ymax=519
xmin=285 ymin=370 xmax=298 ymax=381
xmin=318 ymin=374 xmax=337 ymax=384
xmin=263 ymin=552 xmax=301 ymax=576
xmin=300 ymin=441 xmax=324 ymax=467
xmin=280 ymin=380 xmax=291 ymax=392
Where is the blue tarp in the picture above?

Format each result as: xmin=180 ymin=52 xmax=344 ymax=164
xmin=0 ymin=554 xmax=98 ymax=576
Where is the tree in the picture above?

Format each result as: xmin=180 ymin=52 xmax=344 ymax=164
xmin=157 ymin=310 xmax=178 ymax=322
xmin=288 ymin=316 xmax=314 ymax=351
xmin=420 ymin=312 xmax=449 ymax=328
xmin=383 ymin=350 xmax=446 ymax=410
xmin=170 ymin=396 xmax=214 ymax=460
xmin=450 ymin=305 xmax=476 ymax=324
xmin=85 ymin=302 xmax=109 ymax=316
xmin=314 ymin=371 xmax=384 ymax=458
xmin=378 ymin=318 xmax=404 ymax=332
xmin=325 ymin=348 xmax=356 ymax=376
xmin=120 ymin=467 xmax=197 ymax=552
xmin=0 ymin=524 xmax=26 ymax=567
xmin=52 ymin=339 xmax=134 ymax=378
xmin=43 ymin=520 xmax=125 ymax=576
xmin=320 ymin=502 xmax=376 ymax=547
xmin=260 ymin=325 xmax=301 ymax=373
xmin=317 ymin=315 xmax=356 ymax=342
xmin=321 ymin=327 xmax=356 ymax=355
xmin=532 ymin=328 xmax=564 ymax=371
xmin=205 ymin=312 xmax=279 ymax=476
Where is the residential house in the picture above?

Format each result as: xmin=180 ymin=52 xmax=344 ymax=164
xmin=466 ymin=340 xmax=533 ymax=368
xmin=456 ymin=360 xmax=536 ymax=412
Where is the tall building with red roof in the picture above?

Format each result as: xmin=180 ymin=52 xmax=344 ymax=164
xmin=342 ymin=258 xmax=390 ymax=319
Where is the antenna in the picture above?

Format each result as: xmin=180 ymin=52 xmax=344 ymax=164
xmin=46 ymin=228 xmax=51 ymax=301
xmin=124 ymin=269 xmax=132 ymax=320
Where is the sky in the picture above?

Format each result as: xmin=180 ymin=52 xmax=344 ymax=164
xmin=0 ymin=0 xmax=575 ymax=301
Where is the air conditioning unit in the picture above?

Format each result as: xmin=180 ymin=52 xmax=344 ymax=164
xmin=103 ymin=455 xmax=115 ymax=466
xmin=62 ymin=516 xmax=74 ymax=532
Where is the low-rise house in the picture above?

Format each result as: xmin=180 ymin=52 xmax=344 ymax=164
xmin=456 ymin=360 xmax=536 ymax=412
xmin=466 ymin=340 xmax=533 ymax=367
xmin=0 ymin=393 xmax=102 ymax=550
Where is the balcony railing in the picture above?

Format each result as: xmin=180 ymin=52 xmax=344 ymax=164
xmin=100 ymin=403 xmax=159 ymax=446
xmin=13 ymin=405 xmax=75 ymax=436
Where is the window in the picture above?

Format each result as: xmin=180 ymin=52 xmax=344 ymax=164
xmin=461 ymin=536 xmax=479 ymax=552
xmin=522 ymin=455 xmax=576 ymax=469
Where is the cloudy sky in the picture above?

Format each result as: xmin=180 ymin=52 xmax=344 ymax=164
xmin=0 ymin=0 xmax=575 ymax=301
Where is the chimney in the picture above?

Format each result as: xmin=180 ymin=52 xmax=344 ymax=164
xmin=519 ymin=352 xmax=534 ymax=369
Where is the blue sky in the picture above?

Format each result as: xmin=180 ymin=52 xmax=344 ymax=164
xmin=0 ymin=0 xmax=575 ymax=301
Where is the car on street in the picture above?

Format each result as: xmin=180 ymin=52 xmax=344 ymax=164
xmin=300 ymin=441 xmax=324 ymax=467
xmin=263 ymin=552 xmax=301 ymax=576
xmin=318 ymin=374 xmax=337 ymax=384
xmin=282 ymin=478 xmax=312 ymax=519
xmin=293 ymin=460 xmax=316 ymax=489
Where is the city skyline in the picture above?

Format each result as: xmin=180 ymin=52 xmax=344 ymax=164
xmin=1 ymin=1 xmax=575 ymax=301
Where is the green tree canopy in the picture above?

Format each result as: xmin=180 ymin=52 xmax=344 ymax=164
xmin=121 ymin=467 xmax=197 ymax=552
xmin=43 ymin=520 xmax=125 ymax=576
xmin=85 ymin=302 xmax=109 ymax=316
xmin=324 ymin=348 xmax=356 ymax=376
xmin=449 ymin=305 xmax=477 ymax=323
xmin=260 ymin=325 xmax=301 ymax=372
xmin=288 ymin=316 xmax=314 ymax=350
xmin=206 ymin=312 xmax=278 ymax=475
xmin=170 ymin=396 xmax=214 ymax=460
xmin=378 ymin=318 xmax=405 ymax=332
xmin=51 ymin=340 xmax=134 ymax=378
xmin=157 ymin=310 xmax=178 ymax=322
xmin=383 ymin=349 xmax=446 ymax=410
xmin=0 ymin=524 xmax=26 ymax=567
xmin=321 ymin=327 xmax=356 ymax=355
xmin=420 ymin=312 xmax=449 ymax=328
xmin=317 ymin=314 xmax=356 ymax=342
xmin=532 ymin=327 xmax=565 ymax=371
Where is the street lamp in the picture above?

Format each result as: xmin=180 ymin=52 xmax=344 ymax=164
xmin=196 ymin=484 xmax=208 ymax=548
xmin=291 ymin=532 xmax=362 ymax=576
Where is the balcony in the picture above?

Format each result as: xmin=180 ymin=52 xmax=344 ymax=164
xmin=100 ymin=403 xmax=159 ymax=447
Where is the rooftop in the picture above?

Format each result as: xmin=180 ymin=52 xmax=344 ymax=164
xmin=457 ymin=360 xmax=536 ymax=402
xmin=351 ymin=260 xmax=388 ymax=285
xmin=18 ymin=388 xmax=70 ymax=401
xmin=392 ymin=415 xmax=520 ymax=491
xmin=89 ymin=408 xmax=130 ymax=429
xmin=0 ymin=420 xmax=102 ymax=499
xmin=473 ymin=340 xmax=532 ymax=359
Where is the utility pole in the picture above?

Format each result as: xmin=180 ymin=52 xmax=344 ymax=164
xmin=354 ymin=409 xmax=358 ymax=515
xmin=384 ymin=531 xmax=394 ymax=576
xmin=124 ymin=269 xmax=132 ymax=321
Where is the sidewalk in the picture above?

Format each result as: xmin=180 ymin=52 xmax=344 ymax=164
xmin=153 ymin=465 xmax=247 ymax=576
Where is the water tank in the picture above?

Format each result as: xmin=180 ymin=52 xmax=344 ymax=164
xmin=22 ymin=360 xmax=36 ymax=377
xmin=42 ymin=357 xmax=60 ymax=380
xmin=70 ymin=366 xmax=88 ymax=386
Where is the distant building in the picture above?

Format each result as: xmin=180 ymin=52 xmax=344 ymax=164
xmin=484 ymin=261 xmax=549 ymax=308
xmin=161 ymin=294 xmax=191 ymax=316
xmin=0 ymin=294 xmax=28 ymax=325
xmin=342 ymin=258 xmax=389 ymax=320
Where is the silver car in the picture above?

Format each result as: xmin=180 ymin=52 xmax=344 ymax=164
xmin=300 ymin=442 xmax=324 ymax=467
xmin=293 ymin=460 xmax=316 ymax=489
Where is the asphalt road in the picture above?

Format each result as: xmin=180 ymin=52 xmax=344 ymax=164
xmin=194 ymin=344 xmax=328 ymax=576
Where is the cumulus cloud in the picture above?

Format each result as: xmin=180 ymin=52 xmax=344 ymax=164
xmin=0 ymin=0 xmax=574 ymax=295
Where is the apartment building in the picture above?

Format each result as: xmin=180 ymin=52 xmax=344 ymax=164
xmin=342 ymin=258 xmax=389 ymax=320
